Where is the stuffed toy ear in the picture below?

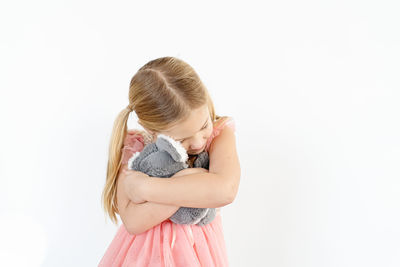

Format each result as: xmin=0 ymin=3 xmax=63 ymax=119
xmin=127 ymin=151 xmax=141 ymax=170
xmin=156 ymin=134 xmax=188 ymax=163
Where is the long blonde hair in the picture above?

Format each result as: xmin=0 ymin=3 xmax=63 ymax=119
xmin=101 ymin=56 xmax=222 ymax=224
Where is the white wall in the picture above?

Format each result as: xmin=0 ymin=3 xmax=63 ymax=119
xmin=1 ymin=0 xmax=399 ymax=266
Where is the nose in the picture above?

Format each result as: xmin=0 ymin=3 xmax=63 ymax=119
xmin=189 ymin=135 xmax=207 ymax=151
xmin=190 ymin=142 xmax=204 ymax=150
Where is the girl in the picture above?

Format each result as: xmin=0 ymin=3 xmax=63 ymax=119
xmin=99 ymin=56 xmax=241 ymax=267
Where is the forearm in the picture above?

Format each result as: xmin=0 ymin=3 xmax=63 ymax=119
xmin=142 ymin=172 xmax=233 ymax=208
xmin=121 ymin=201 xmax=180 ymax=235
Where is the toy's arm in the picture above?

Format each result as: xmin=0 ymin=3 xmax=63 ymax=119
xmin=141 ymin=126 xmax=241 ymax=208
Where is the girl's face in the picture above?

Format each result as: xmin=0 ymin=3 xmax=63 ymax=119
xmin=153 ymin=104 xmax=213 ymax=155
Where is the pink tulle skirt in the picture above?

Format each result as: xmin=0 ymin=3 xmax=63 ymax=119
xmin=98 ymin=212 xmax=229 ymax=267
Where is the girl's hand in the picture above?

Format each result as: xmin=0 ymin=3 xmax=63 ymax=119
xmin=122 ymin=169 xmax=150 ymax=204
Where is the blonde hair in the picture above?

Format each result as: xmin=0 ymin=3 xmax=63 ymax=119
xmin=101 ymin=56 xmax=223 ymax=224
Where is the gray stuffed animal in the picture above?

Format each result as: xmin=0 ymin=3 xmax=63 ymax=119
xmin=127 ymin=133 xmax=216 ymax=226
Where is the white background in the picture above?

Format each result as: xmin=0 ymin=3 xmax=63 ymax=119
xmin=1 ymin=0 xmax=399 ymax=266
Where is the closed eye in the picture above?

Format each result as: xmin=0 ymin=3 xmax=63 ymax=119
xmin=177 ymin=123 xmax=209 ymax=142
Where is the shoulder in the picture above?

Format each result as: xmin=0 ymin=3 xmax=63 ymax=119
xmin=209 ymin=116 xmax=238 ymax=166
xmin=213 ymin=116 xmax=236 ymax=132
xmin=209 ymin=122 xmax=236 ymax=154
xmin=210 ymin=117 xmax=236 ymax=140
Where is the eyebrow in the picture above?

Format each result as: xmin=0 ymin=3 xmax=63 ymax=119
xmin=177 ymin=117 xmax=209 ymax=140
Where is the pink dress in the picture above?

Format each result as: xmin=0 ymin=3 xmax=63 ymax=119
xmin=99 ymin=117 xmax=236 ymax=267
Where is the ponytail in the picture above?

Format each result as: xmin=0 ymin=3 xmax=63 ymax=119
xmin=101 ymin=107 xmax=131 ymax=225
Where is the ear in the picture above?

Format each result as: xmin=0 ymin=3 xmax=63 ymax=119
xmin=155 ymin=134 xmax=188 ymax=163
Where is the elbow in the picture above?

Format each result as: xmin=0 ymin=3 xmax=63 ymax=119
xmin=225 ymin=188 xmax=236 ymax=205
xmin=126 ymin=225 xmax=145 ymax=235
xmin=214 ymin=173 xmax=240 ymax=206
xmin=126 ymin=224 xmax=139 ymax=235
xmin=126 ymin=221 xmax=155 ymax=235
xmin=125 ymin=221 xmax=146 ymax=235
xmin=221 ymin=190 xmax=235 ymax=207
xmin=121 ymin=217 xmax=139 ymax=235
xmin=224 ymin=184 xmax=235 ymax=205
xmin=226 ymin=175 xmax=240 ymax=204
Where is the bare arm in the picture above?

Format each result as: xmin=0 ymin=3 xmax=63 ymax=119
xmin=141 ymin=126 xmax=241 ymax=208
xmin=119 ymin=201 xmax=180 ymax=235
xmin=120 ymin=168 xmax=224 ymax=235
xmin=143 ymin=171 xmax=231 ymax=208
xmin=118 ymin=165 xmax=182 ymax=235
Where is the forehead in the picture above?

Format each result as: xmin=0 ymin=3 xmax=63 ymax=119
xmin=164 ymin=105 xmax=210 ymax=137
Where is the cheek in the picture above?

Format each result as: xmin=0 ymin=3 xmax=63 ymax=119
xmin=203 ymin=129 xmax=212 ymax=141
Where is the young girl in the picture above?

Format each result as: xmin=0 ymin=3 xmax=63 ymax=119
xmin=99 ymin=56 xmax=241 ymax=267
